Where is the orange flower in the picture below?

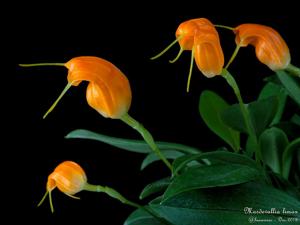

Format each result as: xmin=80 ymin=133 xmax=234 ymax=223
xmin=151 ymin=18 xmax=224 ymax=91
xmin=20 ymin=56 xmax=132 ymax=119
xmin=38 ymin=161 xmax=87 ymax=212
xmin=46 ymin=161 xmax=87 ymax=195
xmin=234 ymin=24 xmax=291 ymax=71
xmin=175 ymin=18 xmax=224 ymax=78
xmin=65 ymin=57 xmax=132 ymax=119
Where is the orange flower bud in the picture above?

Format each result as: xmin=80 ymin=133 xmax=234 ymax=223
xmin=65 ymin=56 xmax=132 ymax=119
xmin=175 ymin=18 xmax=224 ymax=78
xmin=47 ymin=161 xmax=87 ymax=195
xmin=234 ymin=24 xmax=291 ymax=71
xmin=38 ymin=161 xmax=87 ymax=212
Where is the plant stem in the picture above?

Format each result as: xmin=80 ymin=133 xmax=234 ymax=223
xmin=84 ymin=183 xmax=173 ymax=225
xmin=120 ymin=113 xmax=173 ymax=171
xmin=285 ymin=64 xmax=300 ymax=77
xmin=221 ymin=69 xmax=261 ymax=162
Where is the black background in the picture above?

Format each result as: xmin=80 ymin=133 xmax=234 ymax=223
xmin=8 ymin=4 xmax=300 ymax=225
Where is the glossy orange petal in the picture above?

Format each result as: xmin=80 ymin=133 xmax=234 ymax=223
xmin=194 ymin=27 xmax=224 ymax=77
xmin=176 ymin=18 xmax=214 ymax=50
xmin=234 ymin=24 xmax=290 ymax=71
xmin=175 ymin=18 xmax=224 ymax=78
xmin=65 ymin=56 xmax=132 ymax=118
xmin=47 ymin=161 xmax=87 ymax=195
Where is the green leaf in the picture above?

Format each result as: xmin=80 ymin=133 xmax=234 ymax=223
xmin=139 ymin=177 xmax=171 ymax=200
xmin=199 ymin=90 xmax=240 ymax=151
xmin=66 ymin=129 xmax=200 ymax=154
xmin=282 ymin=138 xmax=300 ymax=179
xmin=164 ymin=154 xmax=262 ymax=201
xmin=221 ymin=103 xmax=247 ymax=133
xmin=249 ymin=96 xmax=279 ymax=136
xmin=172 ymin=151 xmax=259 ymax=175
xmin=291 ymin=114 xmax=300 ymax=127
xmin=141 ymin=151 xmax=185 ymax=170
xmin=259 ymin=127 xmax=289 ymax=174
xmin=275 ymin=121 xmax=300 ymax=140
xmin=222 ymin=96 xmax=279 ymax=137
xmin=124 ymin=208 xmax=166 ymax=225
xmin=258 ymin=82 xmax=287 ymax=125
xmin=245 ymin=136 xmax=256 ymax=157
xmin=276 ymin=70 xmax=300 ymax=107
xmin=150 ymin=182 xmax=300 ymax=225
xmin=268 ymin=172 xmax=300 ymax=200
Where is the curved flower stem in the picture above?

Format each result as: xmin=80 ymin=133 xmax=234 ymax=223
xmin=221 ymin=69 xmax=261 ymax=162
xmin=84 ymin=183 xmax=173 ymax=225
xmin=285 ymin=64 xmax=300 ymax=77
xmin=121 ymin=113 xmax=173 ymax=171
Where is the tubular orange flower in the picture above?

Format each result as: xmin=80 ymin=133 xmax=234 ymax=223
xmin=65 ymin=57 xmax=132 ymax=119
xmin=38 ymin=161 xmax=87 ymax=212
xmin=234 ymin=24 xmax=291 ymax=71
xmin=20 ymin=56 xmax=132 ymax=119
xmin=47 ymin=161 xmax=87 ymax=195
xmin=151 ymin=18 xmax=224 ymax=91
xmin=176 ymin=18 xmax=224 ymax=78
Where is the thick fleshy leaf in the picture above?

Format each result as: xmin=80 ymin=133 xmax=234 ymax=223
xmin=268 ymin=172 xmax=300 ymax=200
xmin=199 ymin=90 xmax=240 ymax=151
xmin=250 ymin=96 xmax=279 ymax=136
xmin=259 ymin=127 xmax=289 ymax=174
xmin=141 ymin=151 xmax=185 ymax=170
xmin=139 ymin=177 xmax=171 ymax=200
xmin=172 ymin=151 xmax=259 ymax=175
xmin=222 ymin=96 xmax=278 ymax=137
xmin=275 ymin=121 xmax=300 ymax=140
xmin=282 ymin=138 xmax=300 ymax=179
xmin=291 ymin=114 xmax=300 ymax=127
xmin=276 ymin=70 xmax=300 ymax=107
xmin=258 ymin=82 xmax=287 ymax=125
xmin=124 ymin=208 xmax=167 ymax=225
xmin=66 ymin=129 xmax=200 ymax=154
xmin=164 ymin=157 xmax=262 ymax=201
xmin=245 ymin=136 xmax=256 ymax=157
xmin=149 ymin=182 xmax=300 ymax=225
xmin=220 ymin=103 xmax=247 ymax=133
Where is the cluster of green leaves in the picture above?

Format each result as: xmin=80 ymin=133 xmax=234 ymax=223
xmin=66 ymin=71 xmax=300 ymax=225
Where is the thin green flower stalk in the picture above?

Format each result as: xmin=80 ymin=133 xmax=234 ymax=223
xmin=121 ymin=113 xmax=172 ymax=170
xmin=84 ymin=184 xmax=173 ymax=225
xmin=221 ymin=69 xmax=261 ymax=162
xmin=285 ymin=64 xmax=300 ymax=77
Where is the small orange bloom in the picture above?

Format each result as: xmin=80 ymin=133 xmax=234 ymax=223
xmin=234 ymin=24 xmax=291 ymax=71
xmin=47 ymin=161 xmax=87 ymax=195
xmin=38 ymin=161 xmax=87 ymax=212
xmin=65 ymin=56 xmax=132 ymax=119
xmin=176 ymin=18 xmax=224 ymax=78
